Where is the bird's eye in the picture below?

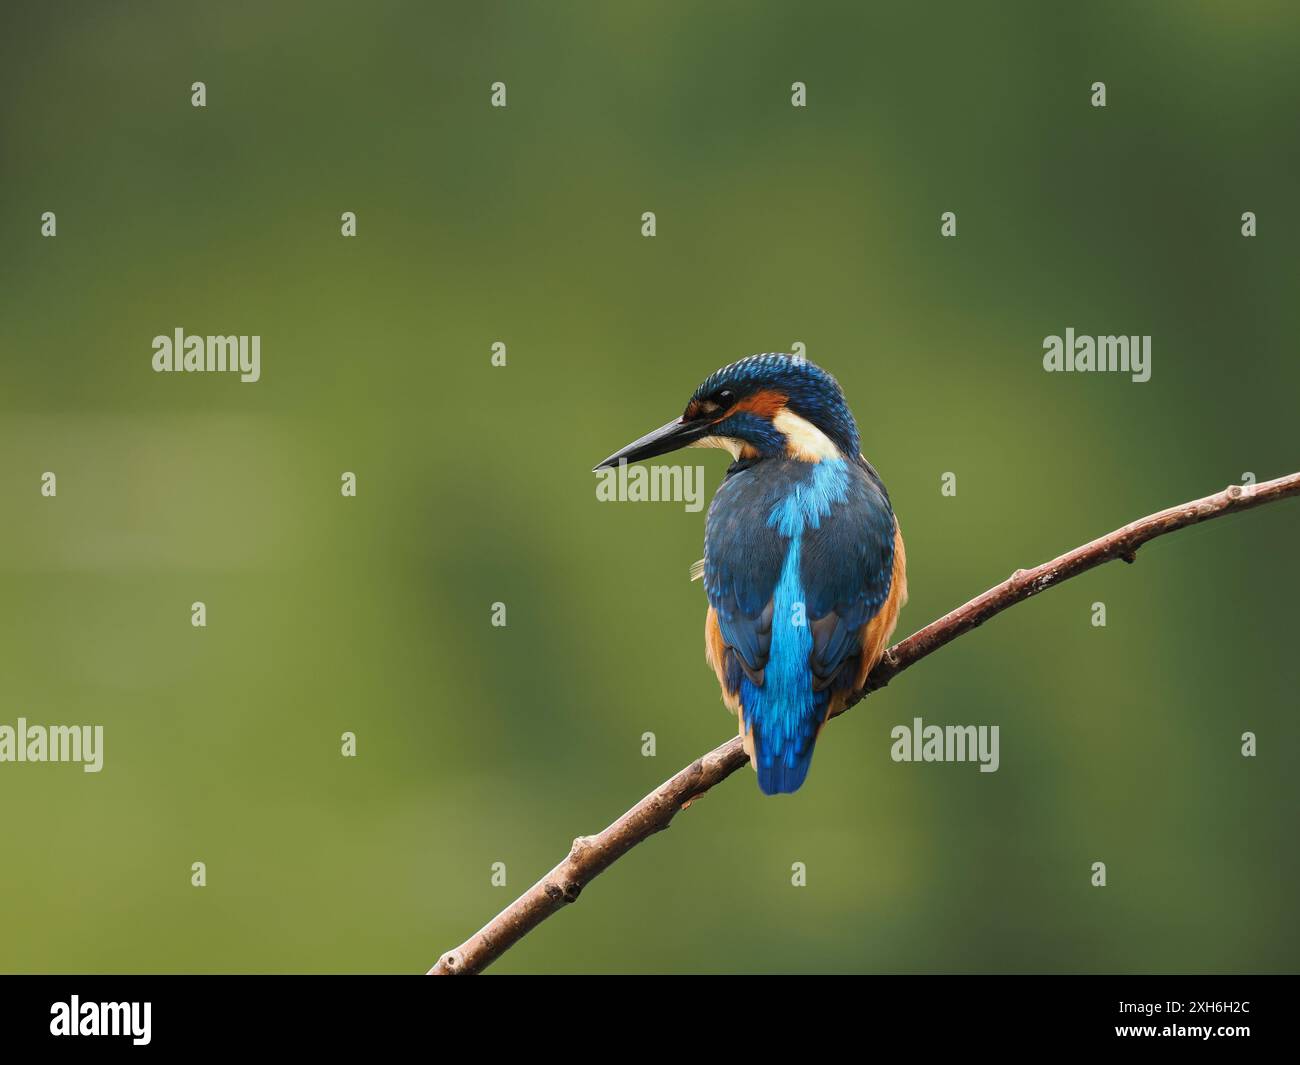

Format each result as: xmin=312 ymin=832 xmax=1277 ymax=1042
xmin=715 ymin=389 xmax=736 ymax=408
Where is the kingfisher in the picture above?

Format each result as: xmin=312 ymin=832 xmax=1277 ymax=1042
xmin=594 ymin=353 xmax=907 ymax=795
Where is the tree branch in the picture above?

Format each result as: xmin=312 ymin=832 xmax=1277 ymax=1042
xmin=428 ymin=473 xmax=1300 ymax=975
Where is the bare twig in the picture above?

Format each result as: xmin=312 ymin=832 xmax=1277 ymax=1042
xmin=429 ymin=473 xmax=1300 ymax=975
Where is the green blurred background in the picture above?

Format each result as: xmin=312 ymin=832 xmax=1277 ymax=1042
xmin=1 ymin=1 xmax=1297 ymax=974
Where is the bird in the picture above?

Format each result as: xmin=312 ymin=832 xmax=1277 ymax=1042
xmin=594 ymin=353 xmax=907 ymax=794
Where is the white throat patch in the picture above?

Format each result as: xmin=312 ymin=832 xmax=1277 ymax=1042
xmin=689 ymin=435 xmax=745 ymax=459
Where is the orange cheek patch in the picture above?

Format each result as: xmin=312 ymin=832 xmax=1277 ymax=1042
xmin=725 ymin=389 xmax=787 ymax=421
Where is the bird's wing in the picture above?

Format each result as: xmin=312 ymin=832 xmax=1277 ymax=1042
xmin=702 ymin=471 xmax=787 ymax=683
xmin=799 ymin=464 xmax=898 ymax=690
xmin=704 ymin=460 xmax=897 ymax=691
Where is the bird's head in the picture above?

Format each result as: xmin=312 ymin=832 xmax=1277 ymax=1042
xmin=593 ymin=353 xmax=860 ymax=471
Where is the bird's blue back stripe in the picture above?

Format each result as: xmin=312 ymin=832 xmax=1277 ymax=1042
xmin=739 ymin=459 xmax=851 ymax=792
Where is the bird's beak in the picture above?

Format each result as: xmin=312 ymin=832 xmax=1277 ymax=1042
xmin=592 ymin=416 xmax=708 ymax=472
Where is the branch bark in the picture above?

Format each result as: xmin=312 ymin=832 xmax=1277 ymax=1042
xmin=429 ymin=473 xmax=1300 ymax=975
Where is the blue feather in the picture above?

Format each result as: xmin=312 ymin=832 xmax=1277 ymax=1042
xmin=742 ymin=539 xmax=824 ymax=794
xmin=738 ymin=461 xmax=850 ymax=794
xmin=705 ymin=457 xmax=895 ymax=793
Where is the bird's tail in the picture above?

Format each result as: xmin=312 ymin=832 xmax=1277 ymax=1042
xmin=755 ymin=736 xmax=817 ymax=795
xmin=741 ymin=676 xmax=823 ymax=795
